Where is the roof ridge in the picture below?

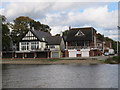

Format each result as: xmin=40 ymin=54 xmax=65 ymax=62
xmin=71 ymin=27 xmax=93 ymax=30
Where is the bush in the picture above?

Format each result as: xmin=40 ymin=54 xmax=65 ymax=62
xmin=105 ymin=56 xmax=120 ymax=64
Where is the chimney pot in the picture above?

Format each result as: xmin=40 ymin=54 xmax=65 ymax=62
xmin=69 ymin=26 xmax=71 ymax=30
xmin=32 ymin=27 xmax=34 ymax=31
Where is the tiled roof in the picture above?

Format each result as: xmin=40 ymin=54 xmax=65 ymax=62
xmin=46 ymin=36 xmax=62 ymax=45
xmin=66 ymin=27 xmax=96 ymax=42
xmin=30 ymin=29 xmax=51 ymax=42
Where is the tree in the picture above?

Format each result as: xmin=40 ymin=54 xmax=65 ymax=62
xmin=0 ymin=15 xmax=6 ymax=22
xmin=10 ymin=16 xmax=51 ymax=44
xmin=1 ymin=15 xmax=11 ymax=51
xmin=97 ymin=33 xmax=103 ymax=41
xmin=62 ymin=30 xmax=69 ymax=36
xmin=30 ymin=21 xmax=51 ymax=32
xmin=10 ymin=16 xmax=32 ymax=44
xmin=104 ymin=37 xmax=120 ymax=53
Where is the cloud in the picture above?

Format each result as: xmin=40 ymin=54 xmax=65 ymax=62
xmin=50 ymin=26 xmax=69 ymax=35
xmin=1 ymin=2 xmax=118 ymax=40
xmin=2 ymin=2 xmax=55 ymax=21
xmin=2 ymin=2 xmax=112 ymax=21
xmin=0 ymin=8 xmax=5 ymax=15
xmin=42 ymin=5 xmax=117 ymax=29
xmin=2 ymin=0 xmax=119 ymax=2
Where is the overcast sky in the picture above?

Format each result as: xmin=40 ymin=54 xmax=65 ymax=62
xmin=0 ymin=0 xmax=119 ymax=41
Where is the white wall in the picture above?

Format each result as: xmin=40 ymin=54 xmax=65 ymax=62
xmin=68 ymin=49 xmax=77 ymax=57
xmin=19 ymin=42 xmax=21 ymax=51
xmin=68 ymin=49 xmax=90 ymax=57
xmin=81 ymin=49 xmax=90 ymax=57
xmin=40 ymin=42 xmax=46 ymax=50
xmin=60 ymin=38 xmax=65 ymax=51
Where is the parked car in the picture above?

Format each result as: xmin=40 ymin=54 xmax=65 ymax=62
xmin=109 ymin=49 xmax=115 ymax=55
xmin=104 ymin=52 xmax=109 ymax=56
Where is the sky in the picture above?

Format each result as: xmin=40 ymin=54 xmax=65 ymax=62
xmin=0 ymin=0 xmax=119 ymax=41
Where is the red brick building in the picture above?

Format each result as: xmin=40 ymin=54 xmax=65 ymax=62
xmin=64 ymin=27 xmax=113 ymax=57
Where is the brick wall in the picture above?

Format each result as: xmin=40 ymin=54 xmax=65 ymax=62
xmin=65 ymin=50 xmax=69 ymax=57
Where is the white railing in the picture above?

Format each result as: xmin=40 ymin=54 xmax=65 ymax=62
xmin=67 ymin=46 xmax=90 ymax=49
xmin=67 ymin=46 xmax=102 ymax=49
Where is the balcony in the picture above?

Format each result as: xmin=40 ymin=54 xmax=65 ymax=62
xmin=67 ymin=46 xmax=90 ymax=49
xmin=67 ymin=46 xmax=102 ymax=50
xmin=49 ymin=48 xmax=60 ymax=51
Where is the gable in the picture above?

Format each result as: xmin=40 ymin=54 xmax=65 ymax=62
xmin=75 ymin=30 xmax=85 ymax=37
xmin=22 ymin=31 xmax=38 ymax=40
xmin=66 ymin=28 xmax=93 ymax=42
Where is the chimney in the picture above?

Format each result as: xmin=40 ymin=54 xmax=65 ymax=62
xmin=60 ymin=31 xmax=63 ymax=36
xmin=32 ymin=27 xmax=34 ymax=31
xmin=69 ymin=26 xmax=71 ymax=30
xmin=28 ymin=24 xmax=30 ymax=29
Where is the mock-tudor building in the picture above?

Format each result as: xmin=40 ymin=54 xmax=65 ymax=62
xmin=6 ymin=28 xmax=65 ymax=59
xmin=64 ymin=27 xmax=113 ymax=57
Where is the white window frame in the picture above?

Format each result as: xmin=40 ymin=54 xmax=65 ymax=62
xmin=21 ymin=42 xmax=29 ymax=51
xmin=31 ymin=41 xmax=39 ymax=50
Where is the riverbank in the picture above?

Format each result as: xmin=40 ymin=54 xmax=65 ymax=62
xmin=1 ymin=56 xmax=119 ymax=64
xmin=1 ymin=59 xmax=105 ymax=64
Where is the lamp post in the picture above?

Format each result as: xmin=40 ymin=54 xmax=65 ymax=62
xmin=117 ymin=26 xmax=119 ymax=55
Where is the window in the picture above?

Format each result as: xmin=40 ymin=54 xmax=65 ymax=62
xmin=21 ymin=42 xmax=29 ymax=50
xmin=31 ymin=42 xmax=39 ymax=50
xmin=49 ymin=45 xmax=55 ymax=48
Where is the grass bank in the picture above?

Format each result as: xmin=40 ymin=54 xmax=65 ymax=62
xmin=2 ymin=58 xmax=105 ymax=64
xmin=2 ymin=56 xmax=119 ymax=64
xmin=104 ymin=56 xmax=120 ymax=64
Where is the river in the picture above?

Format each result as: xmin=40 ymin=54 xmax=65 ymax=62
xmin=2 ymin=64 xmax=118 ymax=88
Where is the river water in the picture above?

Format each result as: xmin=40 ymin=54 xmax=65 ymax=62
xmin=2 ymin=64 xmax=118 ymax=88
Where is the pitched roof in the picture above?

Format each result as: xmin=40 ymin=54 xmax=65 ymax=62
xmin=66 ymin=27 xmax=96 ymax=42
xmin=30 ymin=29 xmax=51 ymax=42
xmin=46 ymin=36 xmax=62 ymax=45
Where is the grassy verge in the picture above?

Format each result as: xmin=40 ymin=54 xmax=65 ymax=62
xmin=2 ymin=58 xmax=60 ymax=62
xmin=104 ymin=56 xmax=120 ymax=64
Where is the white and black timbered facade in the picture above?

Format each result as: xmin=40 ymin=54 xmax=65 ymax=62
xmin=19 ymin=29 xmax=50 ymax=51
xmin=8 ymin=28 xmax=65 ymax=59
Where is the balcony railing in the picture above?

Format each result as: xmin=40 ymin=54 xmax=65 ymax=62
xmin=67 ymin=46 xmax=102 ymax=49
xmin=67 ymin=46 xmax=90 ymax=49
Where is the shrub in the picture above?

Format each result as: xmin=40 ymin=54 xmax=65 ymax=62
xmin=105 ymin=56 xmax=120 ymax=64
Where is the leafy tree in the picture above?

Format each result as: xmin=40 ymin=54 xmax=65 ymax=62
xmin=62 ymin=30 xmax=69 ymax=42
xmin=104 ymin=37 xmax=120 ymax=53
xmin=97 ymin=33 xmax=103 ymax=41
xmin=10 ymin=16 xmax=51 ymax=44
xmin=1 ymin=15 xmax=11 ymax=51
xmin=0 ymin=15 xmax=6 ymax=22
xmin=62 ymin=30 xmax=69 ymax=36
xmin=30 ymin=21 xmax=51 ymax=32
xmin=10 ymin=16 xmax=32 ymax=43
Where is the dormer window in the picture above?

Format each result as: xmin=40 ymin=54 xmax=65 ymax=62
xmin=42 ymin=38 xmax=45 ymax=41
xmin=75 ymin=30 xmax=85 ymax=37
